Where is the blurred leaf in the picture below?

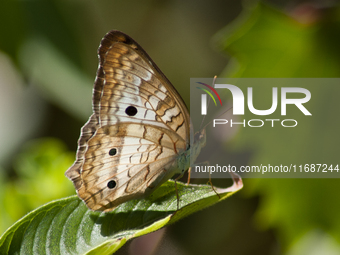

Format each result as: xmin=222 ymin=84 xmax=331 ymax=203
xmin=0 ymin=52 xmax=47 ymax=165
xmin=13 ymin=138 xmax=76 ymax=202
xmin=0 ymin=177 xmax=242 ymax=254
xmin=215 ymin=3 xmax=340 ymax=77
xmin=19 ymin=37 xmax=92 ymax=121
xmin=216 ymin=2 xmax=340 ymax=246
xmin=0 ymin=138 xmax=75 ymax=234
xmin=286 ymin=230 xmax=340 ymax=255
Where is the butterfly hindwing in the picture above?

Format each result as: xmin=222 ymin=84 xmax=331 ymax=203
xmin=78 ymin=123 xmax=186 ymax=211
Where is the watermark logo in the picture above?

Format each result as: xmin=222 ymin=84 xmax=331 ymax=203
xmin=213 ymin=85 xmax=311 ymax=116
xmin=196 ymin=82 xmax=222 ymax=115
xmin=197 ymin=82 xmax=312 ymax=128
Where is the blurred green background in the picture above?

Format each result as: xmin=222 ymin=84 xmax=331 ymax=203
xmin=1 ymin=0 xmax=340 ymax=254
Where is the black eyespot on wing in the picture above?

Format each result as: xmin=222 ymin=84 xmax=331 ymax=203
xmin=109 ymin=148 xmax=117 ymax=156
xmin=125 ymin=106 xmax=137 ymax=116
xmin=107 ymin=180 xmax=117 ymax=189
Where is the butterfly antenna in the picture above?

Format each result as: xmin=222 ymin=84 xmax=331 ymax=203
xmin=199 ymin=75 xmax=217 ymax=131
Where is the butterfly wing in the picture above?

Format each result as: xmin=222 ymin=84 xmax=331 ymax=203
xmin=65 ymin=31 xmax=191 ymax=211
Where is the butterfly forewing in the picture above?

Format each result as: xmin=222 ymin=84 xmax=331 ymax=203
xmin=96 ymin=32 xmax=189 ymax=140
xmin=65 ymin=31 xmax=191 ymax=211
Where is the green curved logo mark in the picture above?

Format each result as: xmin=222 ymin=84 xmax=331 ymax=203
xmin=196 ymin=82 xmax=222 ymax=106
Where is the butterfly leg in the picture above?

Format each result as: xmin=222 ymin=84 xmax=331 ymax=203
xmin=195 ymin=161 xmax=221 ymax=199
xmin=173 ymin=172 xmax=185 ymax=210
xmin=174 ymin=179 xmax=180 ymax=210
xmin=186 ymin=167 xmax=191 ymax=185
xmin=208 ymin=165 xmax=221 ymax=199
xmin=187 ymin=161 xmax=208 ymax=185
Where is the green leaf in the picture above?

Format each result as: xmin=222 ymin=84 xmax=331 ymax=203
xmin=0 ymin=177 xmax=242 ymax=254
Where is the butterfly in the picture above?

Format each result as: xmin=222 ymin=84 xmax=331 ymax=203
xmin=65 ymin=30 xmax=206 ymax=212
